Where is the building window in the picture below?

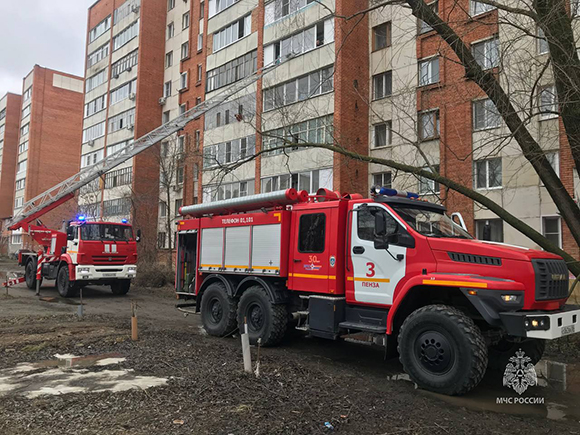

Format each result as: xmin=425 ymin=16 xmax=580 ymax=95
xmin=537 ymin=27 xmax=549 ymax=54
xmin=166 ymin=51 xmax=173 ymax=68
xmin=472 ymin=37 xmax=500 ymax=69
xmin=23 ymin=87 xmax=32 ymax=102
xmin=89 ymin=16 xmax=111 ymax=43
xmin=298 ymin=214 xmax=326 ymax=253
xmin=475 ymin=219 xmax=504 ymax=242
xmin=113 ymin=20 xmax=139 ymax=51
xmin=261 ymin=169 xmax=333 ymax=193
xmin=108 ymin=108 xmax=136 ymax=133
xmin=180 ymin=104 xmax=187 ymax=115
xmin=110 ymin=79 xmax=137 ymax=105
xmin=198 ymin=33 xmax=204 ymax=51
xmin=107 ymin=139 xmax=133 ymax=155
xmin=88 ymin=44 xmax=109 ymax=68
xmin=21 ymin=105 xmax=31 ymax=119
xmin=16 ymin=160 xmax=27 ymax=174
xmin=373 ymin=172 xmax=392 ymax=188
xmin=159 ymin=201 xmax=167 ymax=217
xmin=18 ymin=141 xmax=28 ymax=154
xmin=114 ymin=0 xmax=141 ymax=24
xmin=168 ymin=0 xmax=175 ymax=11
xmin=181 ymin=41 xmax=190 ymax=59
xmin=373 ymin=22 xmax=391 ymax=51
xmin=418 ymin=57 xmax=439 ymax=86
xmin=418 ymin=1 xmax=438 ymax=34
xmin=20 ymin=123 xmax=29 ymax=136
xmin=545 ymin=151 xmax=560 ymax=177
xmin=264 ymin=0 xmax=314 ymax=25
xmin=167 ymin=22 xmax=175 ymax=39
xmin=104 ymin=167 xmax=132 ymax=188
xmin=183 ymin=12 xmax=190 ymax=29
xmin=11 ymin=234 xmax=22 ymax=244
xmin=203 ymin=136 xmax=256 ymax=168
xmin=180 ymin=71 xmax=189 ymax=90
xmin=418 ymin=110 xmax=440 ymax=141
xmin=475 ymin=157 xmax=502 ymax=189
xmin=164 ymin=81 xmax=172 ymax=98
xmin=542 ymin=216 xmax=561 ymax=248
xmin=86 ymin=69 xmax=108 ymax=92
xmin=419 ymin=165 xmax=440 ymax=194
xmin=471 ymin=0 xmax=496 ymax=16
xmin=212 ymin=14 xmax=251 ymax=52
xmin=103 ymin=198 xmax=131 ymax=217
xmin=81 ymin=149 xmax=104 ymax=168
xmin=373 ymin=71 xmax=392 ymax=100
xmin=0 ymin=109 xmax=5 ymax=121
xmin=163 ymin=111 xmax=170 ymax=123
xmin=539 ymin=85 xmax=558 ymax=120
xmin=15 ymin=178 xmax=26 ymax=191
xmin=373 ymin=122 xmax=391 ymax=148
xmin=85 ymin=94 xmax=107 ymax=118
xmin=158 ymin=232 xmax=167 ymax=249
xmin=263 ymin=115 xmax=333 ymax=156
xmin=200 ymin=1 xmax=205 ymax=18
xmin=175 ymin=199 xmax=183 ymax=216
xmin=197 ymin=64 xmax=203 ymax=83
xmin=473 ymin=98 xmax=501 ymax=130
xmin=14 ymin=197 xmax=24 ymax=210
xmin=82 ymin=122 xmax=106 ymax=143
xmin=209 ymin=0 xmax=241 ymax=17
xmin=263 ymin=66 xmax=334 ymax=111
xmin=206 ymin=50 xmax=257 ymax=92
xmin=111 ymin=49 xmax=138 ymax=78
xmin=195 ymin=130 xmax=201 ymax=149
xmin=203 ymin=180 xmax=255 ymax=202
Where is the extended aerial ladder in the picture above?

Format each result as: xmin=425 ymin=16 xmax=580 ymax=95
xmin=4 ymin=61 xmax=281 ymax=290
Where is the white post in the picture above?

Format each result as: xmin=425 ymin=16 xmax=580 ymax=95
xmin=241 ymin=320 xmax=252 ymax=373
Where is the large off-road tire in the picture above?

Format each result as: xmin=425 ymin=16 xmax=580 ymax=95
xmin=487 ymin=338 xmax=545 ymax=372
xmin=111 ymin=280 xmax=131 ymax=296
xmin=398 ymin=304 xmax=488 ymax=396
xmin=25 ymin=259 xmax=42 ymax=290
xmin=237 ymin=285 xmax=287 ymax=347
xmin=200 ymin=282 xmax=238 ymax=337
xmin=56 ymin=266 xmax=78 ymax=298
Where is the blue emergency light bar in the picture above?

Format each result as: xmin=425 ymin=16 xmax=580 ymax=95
xmin=77 ymin=215 xmax=86 ymax=222
xmin=122 ymin=219 xmax=128 ymax=224
xmin=373 ymin=186 xmax=420 ymax=199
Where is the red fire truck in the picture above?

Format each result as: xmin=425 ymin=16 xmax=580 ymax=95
xmin=175 ymin=187 xmax=578 ymax=395
xmin=7 ymin=194 xmax=139 ymax=297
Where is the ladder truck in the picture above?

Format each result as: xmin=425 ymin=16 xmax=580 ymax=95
xmin=4 ymin=62 xmax=280 ymax=297
xmin=174 ymin=187 xmax=580 ymax=396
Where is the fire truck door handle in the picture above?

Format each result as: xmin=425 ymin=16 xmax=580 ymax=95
xmin=293 ymin=259 xmax=302 ymax=263
xmin=352 ymin=246 xmax=365 ymax=254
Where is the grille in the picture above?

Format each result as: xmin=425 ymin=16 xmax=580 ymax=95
xmin=92 ymin=255 xmax=128 ymax=265
xmin=448 ymin=252 xmax=502 ymax=266
xmin=532 ymin=259 xmax=569 ymax=301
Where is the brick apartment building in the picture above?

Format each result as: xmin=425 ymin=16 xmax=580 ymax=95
xmin=0 ymin=93 xmax=22 ymax=220
xmin=3 ymin=66 xmax=84 ymax=254
xmin=78 ymin=0 xmax=579 ymax=255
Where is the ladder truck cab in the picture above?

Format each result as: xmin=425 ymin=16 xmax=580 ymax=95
xmin=175 ymin=187 xmax=580 ymax=396
xmin=11 ymin=199 xmax=138 ymax=297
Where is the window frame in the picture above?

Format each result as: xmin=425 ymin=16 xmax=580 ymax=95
xmin=474 ymin=157 xmax=503 ymax=190
xmin=372 ymin=22 xmax=391 ymax=51
xmin=418 ymin=109 xmax=440 ymax=141
xmin=472 ymin=98 xmax=501 ymax=131
xmin=541 ymin=215 xmax=562 ymax=249
xmin=297 ymin=213 xmax=326 ymax=254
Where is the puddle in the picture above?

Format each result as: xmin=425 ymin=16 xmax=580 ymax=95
xmin=389 ymin=359 xmax=580 ymax=422
xmin=0 ymin=353 xmax=167 ymax=399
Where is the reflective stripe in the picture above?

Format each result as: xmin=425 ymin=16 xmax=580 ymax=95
xmin=422 ymin=279 xmax=488 ymax=289
xmin=289 ymin=273 xmax=336 ymax=280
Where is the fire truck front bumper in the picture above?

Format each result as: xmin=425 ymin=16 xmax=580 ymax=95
xmin=75 ymin=265 xmax=137 ymax=281
xmin=499 ymin=305 xmax=580 ymax=339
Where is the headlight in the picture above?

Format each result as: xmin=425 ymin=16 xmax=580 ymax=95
xmin=501 ymin=295 xmax=518 ymax=303
xmin=525 ymin=316 xmax=550 ymax=331
xmin=78 ymin=267 xmax=90 ymax=273
xmin=128 ymin=267 xmax=137 ymax=272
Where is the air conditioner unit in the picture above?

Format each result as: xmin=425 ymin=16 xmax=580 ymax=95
xmin=127 ymin=66 xmax=132 ymax=72
xmin=127 ymin=124 xmax=135 ymax=131
xmin=129 ymin=93 xmax=136 ymax=101
xmin=88 ymin=140 xmax=95 ymax=147
xmin=159 ymin=97 xmax=167 ymax=106
xmin=172 ymin=185 xmax=183 ymax=192
xmin=113 ymin=73 xmax=120 ymax=79
xmin=132 ymin=5 xmax=140 ymax=13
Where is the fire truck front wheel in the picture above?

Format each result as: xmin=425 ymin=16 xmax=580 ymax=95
xmin=25 ymin=260 xmax=42 ymax=290
xmin=111 ymin=280 xmax=131 ymax=296
xmin=57 ymin=266 xmax=78 ymax=298
xmin=200 ymin=282 xmax=238 ymax=337
xmin=237 ymin=285 xmax=287 ymax=347
xmin=398 ymin=305 xmax=488 ymax=396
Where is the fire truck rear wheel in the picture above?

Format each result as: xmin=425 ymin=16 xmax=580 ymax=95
xmin=237 ymin=285 xmax=287 ymax=347
xmin=57 ymin=266 xmax=78 ymax=298
xmin=398 ymin=304 xmax=488 ymax=396
xmin=200 ymin=282 xmax=238 ymax=337
xmin=25 ymin=260 xmax=42 ymax=290
xmin=111 ymin=280 xmax=131 ymax=295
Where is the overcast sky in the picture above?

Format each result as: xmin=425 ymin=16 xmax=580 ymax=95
xmin=0 ymin=0 xmax=95 ymax=96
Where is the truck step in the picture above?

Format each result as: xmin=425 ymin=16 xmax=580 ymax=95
xmin=295 ymin=326 xmax=309 ymax=331
xmin=338 ymin=321 xmax=386 ymax=334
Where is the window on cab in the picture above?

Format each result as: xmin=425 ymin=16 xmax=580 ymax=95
xmin=298 ymin=213 xmax=326 ymax=253
xmin=81 ymin=224 xmax=133 ymax=241
xmin=357 ymin=207 xmax=398 ymax=241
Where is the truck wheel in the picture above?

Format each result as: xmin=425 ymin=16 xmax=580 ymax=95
xmin=398 ymin=305 xmax=488 ymax=396
xmin=200 ymin=282 xmax=238 ymax=337
xmin=57 ymin=266 xmax=78 ymax=298
xmin=111 ymin=280 xmax=131 ymax=296
xmin=487 ymin=338 xmax=545 ymax=372
xmin=237 ymin=285 xmax=287 ymax=347
xmin=25 ymin=260 xmax=42 ymax=290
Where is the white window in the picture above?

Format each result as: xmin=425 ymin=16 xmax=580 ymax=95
xmin=545 ymin=151 xmax=560 ymax=177
xmin=197 ymin=64 xmax=203 ymax=82
xmin=473 ymin=98 xmax=501 ymax=130
xmin=23 ymin=87 xmax=32 ymax=102
xmin=163 ymin=111 xmax=170 ymax=123
xmin=472 ymin=37 xmax=500 ymax=69
xmin=373 ymin=172 xmax=392 ymax=188
xmin=212 ymin=14 xmax=251 ymax=52
xmin=206 ymin=51 xmax=257 ymax=92
xmin=11 ymin=233 xmax=22 ymax=244
xmin=110 ymin=79 xmax=137 ymax=105
xmin=419 ymin=165 xmax=440 ymax=194
xmin=470 ymin=0 xmax=495 ymax=16
xmin=198 ymin=34 xmax=204 ymax=51
xmin=89 ymin=16 xmax=111 ymax=43
xmin=475 ymin=219 xmax=503 ymax=242
xmin=86 ymin=69 xmax=108 ymax=92
xmin=168 ymin=0 xmax=175 ymax=10
xmin=180 ymin=71 xmax=189 ymax=90
xmin=419 ymin=110 xmax=440 ymax=141
xmin=113 ymin=21 xmax=139 ymax=51
xmin=166 ymin=51 xmax=173 ymax=68
xmin=204 ymin=180 xmax=255 ymax=202
xmin=203 ymin=136 xmax=256 ymax=168
xmin=261 ymin=169 xmax=333 ymax=194
xmin=180 ymin=104 xmax=187 ymax=115
xmin=167 ymin=22 xmax=174 ymax=39
xmin=537 ymin=27 xmax=549 ymax=55
xmin=85 ymin=94 xmax=107 ymax=118
xmin=164 ymin=81 xmax=172 ymax=97
xmin=373 ymin=71 xmax=392 ymax=99
xmin=264 ymin=0 xmax=313 ymax=25
xmin=17 ymin=160 xmax=27 ymax=174
xmin=373 ymin=122 xmax=391 ymax=148
xmin=542 ymin=216 xmax=561 ymax=248
xmin=114 ymin=0 xmax=141 ymax=24
xmin=373 ymin=22 xmax=391 ymax=51
xmin=15 ymin=178 xmax=25 ymax=191
xmin=209 ymin=0 xmax=241 ymax=17
xmin=108 ymin=108 xmax=136 ymax=133
xmin=419 ymin=57 xmax=439 ymax=86
xmin=20 ymin=123 xmax=29 ymax=136
xmin=418 ymin=1 xmax=438 ymax=34
xmin=18 ymin=141 xmax=28 ymax=154
xmin=475 ymin=157 xmax=502 ymax=189
xmin=21 ymin=105 xmax=31 ymax=119
xmin=88 ymin=44 xmax=109 ymax=68
xmin=81 ymin=149 xmax=104 ymax=168
xmin=111 ymin=50 xmax=138 ymax=77
xmin=539 ymin=85 xmax=558 ymax=120
xmin=263 ymin=115 xmax=333 ymax=156
xmin=159 ymin=201 xmax=167 ymax=218
xmin=107 ymin=139 xmax=133 ymax=155
xmin=181 ymin=41 xmax=190 ymax=59
xmin=82 ymin=122 xmax=106 ymax=143
xmin=183 ymin=12 xmax=190 ymax=29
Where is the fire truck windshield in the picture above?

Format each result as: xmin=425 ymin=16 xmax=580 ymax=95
xmin=80 ymin=224 xmax=133 ymax=242
xmin=391 ymin=206 xmax=473 ymax=239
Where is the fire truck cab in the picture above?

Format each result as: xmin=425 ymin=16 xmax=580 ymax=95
xmin=175 ymin=188 xmax=579 ymax=395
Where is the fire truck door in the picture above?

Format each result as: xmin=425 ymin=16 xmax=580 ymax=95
xmin=350 ymin=204 xmax=407 ymax=305
xmin=177 ymin=230 xmax=198 ymax=294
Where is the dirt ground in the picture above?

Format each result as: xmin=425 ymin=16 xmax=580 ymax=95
xmin=1 ymin=259 xmax=580 ymax=435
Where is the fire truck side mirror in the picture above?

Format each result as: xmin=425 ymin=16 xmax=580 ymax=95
xmin=136 ymin=229 xmax=142 ymax=243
